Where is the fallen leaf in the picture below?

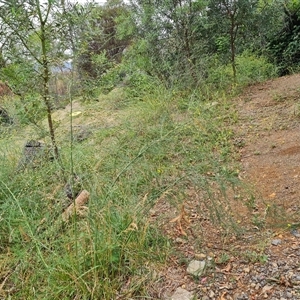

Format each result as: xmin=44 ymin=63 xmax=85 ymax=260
xmin=71 ymin=111 xmax=82 ymax=117
xmin=268 ymin=192 xmax=276 ymax=198
xmin=222 ymin=263 xmax=232 ymax=272
xmin=261 ymin=284 xmax=273 ymax=293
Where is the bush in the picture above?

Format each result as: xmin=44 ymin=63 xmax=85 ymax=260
xmin=206 ymin=52 xmax=277 ymax=90
xmin=235 ymin=51 xmax=277 ymax=85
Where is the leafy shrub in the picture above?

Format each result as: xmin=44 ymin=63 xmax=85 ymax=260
xmin=235 ymin=51 xmax=277 ymax=85
xmin=206 ymin=52 xmax=277 ymax=90
xmin=267 ymin=2 xmax=300 ymax=75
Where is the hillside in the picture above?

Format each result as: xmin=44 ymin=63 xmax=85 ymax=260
xmin=0 ymin=74 xmax=300 ymax=299
xmin=158 ymin=74 xmax=300 ymax=300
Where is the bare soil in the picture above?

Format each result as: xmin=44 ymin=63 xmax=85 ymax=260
xmin=236 ymin=74 xmax=300 ymax=226
xmin=150 ymin=74 xmax=300 ymax=300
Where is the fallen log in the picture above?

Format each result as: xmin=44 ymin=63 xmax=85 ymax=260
xmin=62 ymin=190 xmax=90 ymax=222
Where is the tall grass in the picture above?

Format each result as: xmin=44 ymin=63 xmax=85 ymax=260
xmin=0 ymin=58 xmax=270 ymax=298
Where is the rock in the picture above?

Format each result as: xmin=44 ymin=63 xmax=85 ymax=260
xmin=233 ymin=292 xmax=249 ymax=300
xmin=286 ymin=291 xmax=293 ymax=298
xmin=255 ymin=283 xmax=261 ymax=290
xmin=171 ymin=287 xmax=194 ymax=300
xmin=72 ymin=125 xmax=92 ymax=142
xmin=294 ymin=276 xmax=300 ymax=281
xmin=209 ymin=290 xmax=215 ymax=298
xmin=271 ymin=239 xmax=282 ymax=246
xmin=0 ymin=107 xmax=13 ymax=125
xmin=17 ymin=140 xmax=53 ymax=171
xmin=187 ymin=260 xmax=206 ymax=277
xmin=291 ymin=229 xmax=300 ymax=238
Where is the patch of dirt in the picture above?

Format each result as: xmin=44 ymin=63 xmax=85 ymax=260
xmin=148 ymin=74 xmax=300 ymax=299
xmin=236 ymin=74 xmax=300 ymax=226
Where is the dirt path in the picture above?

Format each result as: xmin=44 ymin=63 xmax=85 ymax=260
xmin=153 ymin=74 xmax=300 ymax=300
xmin=236 ymin=74 xmax=300 ymax=227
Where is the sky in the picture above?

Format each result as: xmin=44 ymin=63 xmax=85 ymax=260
xmin=74 ymin=0 xmax=106 ymax=4
xmin=73 ymin=0 xmax=130 ymax=5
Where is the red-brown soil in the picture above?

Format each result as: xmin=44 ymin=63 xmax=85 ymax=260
xmin=149 ymin=74 xmax=300 ymax=300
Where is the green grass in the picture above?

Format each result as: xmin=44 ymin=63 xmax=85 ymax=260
xmin=0 ymin=82 xmax=243 ymax=298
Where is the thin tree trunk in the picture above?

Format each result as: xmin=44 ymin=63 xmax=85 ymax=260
xmin=41 ymin=23 xmax=59 ymax=159
xmin=230 ymin=15 xmax=237 ymax=82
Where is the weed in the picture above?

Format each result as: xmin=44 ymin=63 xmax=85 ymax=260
xmin=252 ymin=214 xmax=266 ymax=229
xmin=294 ymin=102 xmax=300 ymax=117
xmin=272 ymin=93 xmax=288 ymax=102
xmin=243 ymin=250 xmax=268 ymax=263
xmin=215 ymin=252 xmax=231 ymax=265
xmin=246 ymin=194 xmax=257 ymax=210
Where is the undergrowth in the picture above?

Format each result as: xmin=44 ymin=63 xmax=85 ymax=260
xmin=0 ymin=78 xmax=251 ymax=298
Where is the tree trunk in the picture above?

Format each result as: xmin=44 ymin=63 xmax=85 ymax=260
xmin=41 ymin=22 xmax=59 ymax=160
xmin=229 ymin=15 xmax=237 ymax=83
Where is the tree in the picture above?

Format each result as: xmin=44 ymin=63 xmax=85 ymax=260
xmin=0 ymin=0 xmax=65 ymax=159
xmin=267 ymin=0 xmax=300 ymax=75
xmin=208 ymin=0 xmax=260 ymax=82
xmin=75 ymin=0 xmax=131 ymax=79
xmin=127 ymin=0 xmax=210 ymax=86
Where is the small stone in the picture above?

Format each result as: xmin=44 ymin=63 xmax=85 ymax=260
xmin=171 ymin=287 xmax=194 ymax=300
xmin=187 ymin=260 xmax=206 ymax=276
xmin=195 ymin=253 xmax=207 ymax=260
xmin=271 ymin=239 xmax=282 ymax=246
xmin=209 ymin=290 xmax=215 ymax=298
xmin=175 ymin=237 xmax=187 ymax=244
xmin=244 ymin=267 xmax=250 ymax=273
xmin=291 ymin=229 xmax=300 ymax=238
xmin=208 ymin=252 xmax=214 ymax=258
xmin=202 ymin=296 xmax=209 ymax=300
xmin=286 ymin=292 xmax=293 ymax=298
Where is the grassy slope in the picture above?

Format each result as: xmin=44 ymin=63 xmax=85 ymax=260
xmin=0 ymin=85 xmax=240 ymax=299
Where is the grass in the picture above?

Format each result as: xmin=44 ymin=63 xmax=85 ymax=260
xmin=0 ymin=82 xmax=243 ymax=299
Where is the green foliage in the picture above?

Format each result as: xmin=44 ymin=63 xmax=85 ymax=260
xmin=0 ymin=63 xmax=38 ymax=96
xmin=235 ymin=51 xmax=277 ymax=85
xmin=0 ymin=0 xmax=290 ymax=297
xmin=206 ymin=52 xmax=277 ymax=90
xmin=267 ymin=1 xmax=300 ymax=75
xmin=76 ymin=2 xmax=131 ymax=80
xmin=243 ymin=250 xmax=268 ymax=263
xmin=124 ymin=71 xmax=160 ymax=100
